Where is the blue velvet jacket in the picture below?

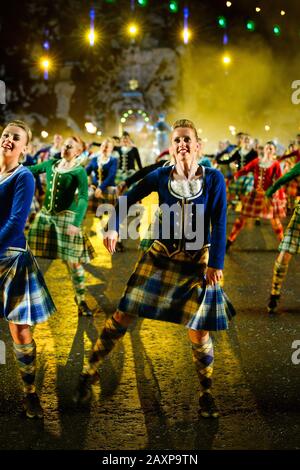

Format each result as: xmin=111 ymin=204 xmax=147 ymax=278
xmin=85 ymin=155 xmax=118 ymax=191
xmin=0 ymin=165 xmax=34 ymax=255
xmin=112 ymin=165 xmax=227 ymax=269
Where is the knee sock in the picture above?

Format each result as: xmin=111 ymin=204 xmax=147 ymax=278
xmin=85 ymin=316 xmax=128 ymax=375
xmin=191 ymin=335 xmax=214 ymax=396
xmin=271 ymin=260 xmax=289 ymax=296
xmin=68 ymin=263 xmax=85 ymax=303
xmin=271 ymin=222 xmax=284 ymax=241
xmin=13 ymin=340 xmax=36 ymax=394
xmin=228 ymin=217 xmax=246 ymax=242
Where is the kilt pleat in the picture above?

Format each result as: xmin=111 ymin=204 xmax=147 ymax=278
xmin=117 ymin=241 xmax=236 ymax=331
xmin=241 ymin=189 xmax=286 ymax=219
xmin=0 ymin=248 xmax=56 ymax=325
xmin=28 ymin=209 xmax=95 ymax=264
xmin=279 ymin=202 xmax=300 ymax=254
xmin=228 ymin=175 xmax=254 ymax=197
xmin=88 ymin=186 xmax=118 ymax=213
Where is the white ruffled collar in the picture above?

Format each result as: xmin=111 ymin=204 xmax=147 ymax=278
xmin=168 ymin=165 xmax=205 ymax=199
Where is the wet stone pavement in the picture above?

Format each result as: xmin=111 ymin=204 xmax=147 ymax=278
xmin=0 ymin=208 xmax=299 ymax=450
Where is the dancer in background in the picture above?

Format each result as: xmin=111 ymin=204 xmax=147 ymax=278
xmin=0 ymin=120 xmax=56 ymax=418
xmin=266 ymin=161 xmax=300 ymax=314
xmin=226 ymin=142 xmax=286 ymax=251
xmin=86 ymin=138 xmax=118 ymax=213
xmin=28 ymin=136 xmax=95 ymax=316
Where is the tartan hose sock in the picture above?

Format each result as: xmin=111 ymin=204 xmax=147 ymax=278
xmin=229 ymin=217 xmax=246 ymax=242
xmin=191 ymin=336 xmax=214 ymax=396
xmin=67 ymin=262 xmax=86 ymax=303
xmin=13 ymin=340 xmax=37 ymax=394
xmin=271 ymin=260 xmax=289 ymax=296
xmin=85 ymin=316 xmax=128 ymax=375
xmin=271 ymin=222 xmax=284 ymax=241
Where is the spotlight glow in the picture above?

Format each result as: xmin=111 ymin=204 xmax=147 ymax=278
xmin=127 ymin=23 xmax=139 ymax=37
xmin=222 ymin=54 xmax=232 ymax=65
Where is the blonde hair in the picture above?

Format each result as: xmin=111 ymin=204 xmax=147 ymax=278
xmin=70 ymin=135 xmax=85 ymax=153
xmin=172 ymin=119 xmax=198 ymax=140
xmin=102 ymin=137 xmax=114 ymax=145
xmin=5 ymin=120 xmax=32 ymax=144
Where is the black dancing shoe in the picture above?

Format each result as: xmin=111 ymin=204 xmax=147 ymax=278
xmin=226 ymin=239 xmax=233 ymax=252
xmin=199 ymin=392 xmax=219 ymax=419
xmin=23 ymin=392 xmax=44 ymax=419
xmin=75 ymin=298 xmax=93 ymax=317
xmin=73 ymin=372 xmax=98 ymax=405
xmin=267 ymin=294 xmax=280 ymax=315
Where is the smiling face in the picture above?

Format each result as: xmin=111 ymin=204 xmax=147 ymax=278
xmin=264 ymin=143 xmax=276 ymax=159
xmin=0 ymin=125 xmax=28 ymax=166
xmin=61 ymin=137 xmax=82 ymax=161
xmin=101 ymin=139 xmax=114 ymax=157
xmin=170 ymin=127 xmax=199 ymax=165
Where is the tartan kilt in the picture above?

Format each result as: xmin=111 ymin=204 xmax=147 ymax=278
xmin=88 ymin=187 xmax=118 ymax=213
xmin=241 ymin=189 xmax=286 ymax=219
xmin=278 ymin=202 xmax=300 ymax=254
xmin=0 ymin=247 xmax=56 ymax=325
xmin=115 ymin=169 xmax=135 ymax=185
xmin=28 ymin=209 xmax=96 ymax=264
xmin=228 ymin=175 xmax=254 ymax=197
xmin=99 ymin=186 xmax=118 ymax=206
xmin=117 ymin=241 xmax=236 ymax=331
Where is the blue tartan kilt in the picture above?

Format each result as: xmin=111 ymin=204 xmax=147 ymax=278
xmin=0 ymin=247 xmax=56 ymax=325
xmin=117 ymin=241 xmax=236 ymax=331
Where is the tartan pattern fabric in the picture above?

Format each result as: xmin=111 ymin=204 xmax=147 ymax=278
xmin=271 ymin=260 xmax=289 ymax=296
xmin=101 ymin=186 xmax=118 ymax=206
xmin=28 ymin=209 xmax=96 ymax=264
xmin=67 ymin=262 xmax=86 ymax=302
xmin=228 ymin=175 xmax=254 ymax=197
xmin=86 ymin=316 xmax=128 ymax=374
xmin=13 ymin=340 xmax=36 ymax=393
xmin=241 ymin=189 xmax=286 ymax=219
xmin=0 ymin=247 xmax=56 ymax=325
xmin=115 ymin=169 xmax=135 ymax=185
xmin=117 ymin=241 xmax=236 ymax=331
xmin=278 ymin=202 xmax=300 ymax=254
xmin=192 ymin=336 xmax=214 ymax=394
xmin=88 ymin=187 xmax=118 ymax=214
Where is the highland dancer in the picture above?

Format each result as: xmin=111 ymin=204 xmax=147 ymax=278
xmin=86 ymin=138 xmax=118 ymax=214
xmin=75 ymin=119 xmax=236 ymax=418
xmin=226 ymin=142 xmax=286 ymax=251
xmin=28 ymin=136 xmax=95 ymax=316
xmin=266 ymin=161 xmax=300 ymax=314
xmin=0 ymin=120 xmax=56 ymax=418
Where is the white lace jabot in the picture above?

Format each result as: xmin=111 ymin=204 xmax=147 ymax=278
xmin=169 ymin=178 xmax=203 ymax=199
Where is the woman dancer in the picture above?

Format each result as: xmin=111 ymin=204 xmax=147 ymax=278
xmin=75 ymin=119 xmax=236 ymax=418
xmin=266 ymin=161 xmax=300 ymax=314
xmin=226 ymin=142 xmax=286 ymax=250
xmin=86 ymin=138 xmax=118 ymax=213
xmin=28 ymin=136 xmax=95 ymax=316
xmin=0 ymin=120 xmax=56 ymax=418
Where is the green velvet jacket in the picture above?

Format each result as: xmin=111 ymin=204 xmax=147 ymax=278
xmin=29 ymin=159 xmax=88 ymax=226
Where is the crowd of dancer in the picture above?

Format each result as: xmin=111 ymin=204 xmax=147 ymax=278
xmin=0 ymin=119 xmax=299 ymax=420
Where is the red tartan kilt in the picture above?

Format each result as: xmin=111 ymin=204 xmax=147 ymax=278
xmin=287 ymin=179 xmax=300 ymax=197
xmin=241 ymin=189 xmax=286 ymax=219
